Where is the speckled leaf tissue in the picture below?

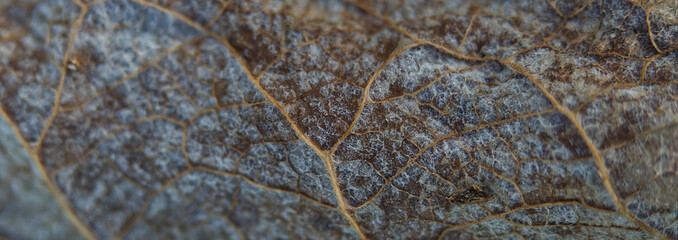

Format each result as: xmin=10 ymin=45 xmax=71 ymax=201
xmin=0 ymin=0 xmax=677 ymax=239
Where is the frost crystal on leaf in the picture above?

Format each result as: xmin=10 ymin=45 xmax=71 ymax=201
xmin=1 ymin=0 xmax=677 ymax=239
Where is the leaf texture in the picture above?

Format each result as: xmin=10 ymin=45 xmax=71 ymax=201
xmin=0 ymin=0 xmax=677 ymax=239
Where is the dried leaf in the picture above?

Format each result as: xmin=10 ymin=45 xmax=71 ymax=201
xmin=1 ymin=0 xmax=677 ymax=239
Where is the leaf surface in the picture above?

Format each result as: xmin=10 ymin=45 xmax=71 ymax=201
xmin=0 ymin=0 xmax=677 ymax=239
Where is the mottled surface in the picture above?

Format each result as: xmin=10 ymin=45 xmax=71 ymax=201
xmin=1 ymin=0 xmax=677 ymax=239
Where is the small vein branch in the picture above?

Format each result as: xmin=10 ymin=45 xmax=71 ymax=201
xmin=498 ymin=59 xmax=668 ymax=240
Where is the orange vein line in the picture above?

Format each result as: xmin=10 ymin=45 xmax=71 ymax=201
xmin=114 ymin=169 xmax=193 ymax=239
xmin=346 ymin=0 xmax=416 ymax=40
xmin=437 ymin=199 xmax=638 ymax=238
xmin=545 ymin=0 xmax=566 ymax=18
xmin=57 ymin=35 xmax=208 ymax=112
xmin=214 ymin=34 xmax=369 ymax=239
xmin=34 ymin=2 xmax=87 ymax=149
xmin=564 ymin=0 xmax=597 ymax=19
xmin=456 ymin=6 xmax=481 ymax=51
xmin=335 ymin=1 xmax=668 ymax=239
xmin=499 ymin=59 xmax=668 ymax=240
xmin=129 ymin=1 xmax=369 ymax=238
xmin=642 ymin=3 xmax=665 ymax=54
xmin=334 ymin=2 xmax=669 ymax=239
xmin=329 ymin=42 xmax=419 ymax=154
xmin=346 ymin=3 xmax=670 ymax=238
xmin=193 ymin=166 xmax=338 ymax=210
xmin=16 ymin=2 xmax=98 ymax=239
xmin=601 ymin=120 xmax=678 ymax=154
xmin=171 ymin=185 xmax=248 ymax=240
xmin=347 ymin=0 xmax=487 ymax=62
xmin=353 ymin=108 xmax=556 ymax=209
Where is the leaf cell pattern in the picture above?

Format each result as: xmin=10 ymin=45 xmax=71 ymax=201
xmin=1 ymin=0 xmax=677 ymax=239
